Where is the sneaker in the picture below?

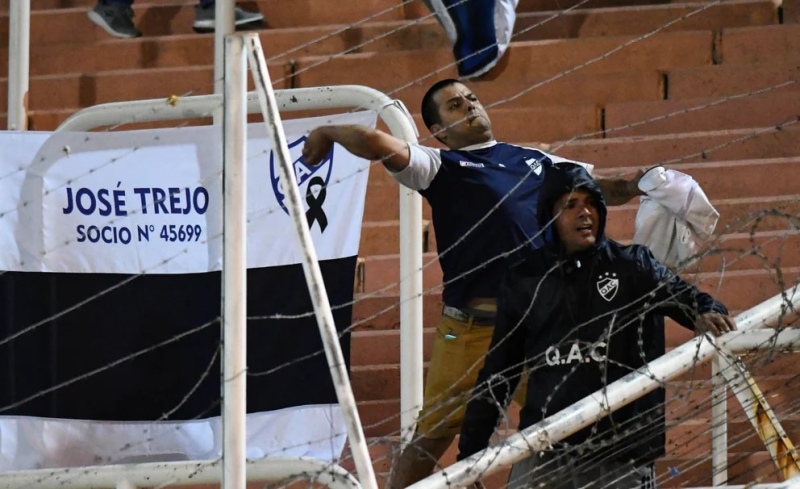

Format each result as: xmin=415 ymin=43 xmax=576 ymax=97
xmin=193 ymin=4 xmax=265 ymax=32
xmin=87 ymin=2 xmax=142 ymax=39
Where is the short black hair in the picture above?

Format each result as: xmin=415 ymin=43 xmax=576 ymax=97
xmin=421 ymin=79 xmax=461 ymax=130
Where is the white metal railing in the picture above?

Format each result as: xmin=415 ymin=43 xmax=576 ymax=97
xmin=0 ymin=457 xmax=361 ymax=489
xmin=56 ymin=82 xmax=425 ymax=447
xmin=7 ymin=0 xmax=30 ymax=130
xmin=245 ymin=34 xmax=380 ymax=489
xmin=408 ymin=285 xmax=800 ymax=489
xmin=6 ymin=59 xmax=422 ymax=489
xmin=221 ymin=34 xmax=248 ymax=489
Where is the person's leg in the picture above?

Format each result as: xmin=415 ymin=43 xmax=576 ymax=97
xmin=193 ymin=0 xmax=264 ymax=32
xmin=387 ymin=434 xmax=454 ymax=489
xmin=568 ymin=457 xmax=657 ymax=489
xmin=507 ymin=451 xmax=572 ymax=489
xmin=87 ymin=0 xmax=141 ymax=38
xmin=387 ymin=314 xmax=495 ymax=489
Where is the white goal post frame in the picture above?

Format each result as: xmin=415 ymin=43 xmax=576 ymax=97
xmin=56 ymin=82 xmax=425 ymax=446
xmin=4 ymin=71 xmax=424 ymax=488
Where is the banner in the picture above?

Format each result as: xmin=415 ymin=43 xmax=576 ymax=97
xmin=0 ymin=111 xmax=376 ymax=471
xmin=425 ymin=0 xmax=519 ymax=79
xmin=0 ymin=111 xmax=376 ymax=273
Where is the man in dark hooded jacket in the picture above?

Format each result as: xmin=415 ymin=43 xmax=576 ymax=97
xmin=456 ymin=163 xmax=736 ymax=488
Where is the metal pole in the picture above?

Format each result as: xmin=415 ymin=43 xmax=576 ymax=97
xmin=407 ymin=286 xmax=800 ymax=489
xmin=213 ymin=0 xmax=235 ymax=123
xmin=717 ymin=328 xmax=800 ymax=479
xmin=400 ymin=185 xmax=423 ymax=447
xmin=711 ymin=353 xmax=728 ymax=485
xmin=221 ymin=35 xmax=248 ymax=489
xmin=0 ymin=457 xmax=361 ymax=489
xmin=8 ymin=0 xmax=31 ymax=130
xmin=243 ymin=34 xmax=379 ymax=489
xmin=723 ymin=329 xmax=800 ymax=352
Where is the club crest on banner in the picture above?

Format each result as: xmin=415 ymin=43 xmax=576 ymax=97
xmin=597 ymin=272 xmax=619 ymax=302
xmin=270 ymin=136 xmax=333 ymax=232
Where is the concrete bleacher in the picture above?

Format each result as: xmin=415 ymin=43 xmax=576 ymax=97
xmin=2 ymin=0 xmax=799 ymax=486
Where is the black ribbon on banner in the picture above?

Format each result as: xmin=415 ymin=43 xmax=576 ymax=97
xmin=305 ymin=176 xmax=328 ymax=232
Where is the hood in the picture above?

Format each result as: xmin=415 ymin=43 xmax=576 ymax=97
xmin=537 ymin=163 xmax=607 ymax=252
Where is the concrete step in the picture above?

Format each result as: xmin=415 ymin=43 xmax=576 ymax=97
xmin=0 ymin=72 xmax=647 ymax=133
xmin=3 ymin=69 xmax=668 ymax=130
xmin=19 ymin=61 xmax=792 ymax=133
xmin=10 ymin=26 xmax=795 ymax=130
xmin=293 ymin=30 xmax=715 ymax=100
xmin=512 ymin=0 xmax=777 ymax=42
xmin=398 ymin=60 xmax=796 ymax=115
xmin=551 ymin=124 xmax=800 ymax=168
xmin=0 ymin=0 xmax=778 ymax=48
xmin=0 ymin=0 xmax=406 ymax=43
xmin=787 ymin=0 xmax=800 ymax=22
xmin=399 ymin=70 xmax=667 ymax=116
xmin=0 ymin=23 xmax=449 ymax=77
xmin=666 ymin=61 xmax=800 ymax=100
xmin=718 ymin=23 xmax=800 ymax=64
xmin=604 ymin=87 xmax=800 ymax=137
xmin=351 ymin=290 xmax=442 ymax=332
xmin=0 ymin=64 xmax=292 ymax=115
xmin=0 ymin=0 xmax=752 ymax=13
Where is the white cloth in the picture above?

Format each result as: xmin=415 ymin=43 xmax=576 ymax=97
xmin=633 ymin=166 xmax=719 ymax=269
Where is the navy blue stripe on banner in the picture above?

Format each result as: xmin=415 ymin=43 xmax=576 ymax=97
xmin=0 ymin=256 xmax=356 ymax=421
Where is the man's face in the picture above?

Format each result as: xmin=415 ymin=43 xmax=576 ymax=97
xmin=430 ymin=83 xmax=493 ymax=149
xmin=552 ymin=189 xmax=600 ymax=254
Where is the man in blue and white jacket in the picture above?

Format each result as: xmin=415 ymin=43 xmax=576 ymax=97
xmin=303 ymin=79 xmax=644 ymax=488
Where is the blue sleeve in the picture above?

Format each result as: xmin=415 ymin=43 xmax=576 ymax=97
xmin=636 ymin=246 xmax=728 ymax=330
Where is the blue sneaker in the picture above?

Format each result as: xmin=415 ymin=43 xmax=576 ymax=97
xmin=87 ymin=2 xmax=142 ymax=39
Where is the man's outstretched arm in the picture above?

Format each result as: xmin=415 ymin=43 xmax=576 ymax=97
xmin=302 ymin=124 xmax=411 ymax=171
xmin=596 ymin=169 xmax=646 ymax=206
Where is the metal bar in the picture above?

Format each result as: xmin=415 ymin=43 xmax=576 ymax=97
xmin=54 ymin=84 xmax=424 ymax=452
xmin=221 ymin=35 xmax=248 ymax=489
xmin=716 ymin=341 xmax=800 ymax=481
xmin=690 ymin=483 xmax=800 ymax=489
xmin=722 ymin=329 xmax=800 ymax=353
xmin=407 ymin=286 xmax=800 ymax=489
xmin=56 ymin=87 xmax=409 ymax=131
xmin=213 ymin=0 xmax=235 ymax=123
xmin=400 ymin=181 xmax=423 ymax=446
xmin=244 ymin=35 xmax=379 ymax=489
xmin=0 ymin=457 xmax=361 ymax=489
xmin=711 ymin=354 xmax=728 ymax=485
xmin=8 ymin=0 xmax=31 ymax=130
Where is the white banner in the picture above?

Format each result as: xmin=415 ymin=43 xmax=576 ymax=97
xmin=0 ymin=111 xmax=376 ymax=274
xmin=0 ymin=405 xmax=345 ymax=470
